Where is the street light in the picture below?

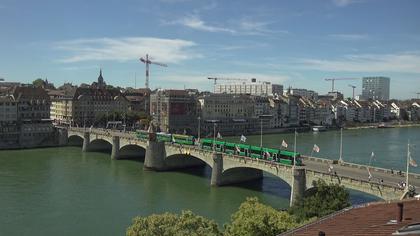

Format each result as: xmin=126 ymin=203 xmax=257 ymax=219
xmin=198 ymin=116 xmax=201 ymax=143
xmin=259 ymin=115 xmax=273 ymax=148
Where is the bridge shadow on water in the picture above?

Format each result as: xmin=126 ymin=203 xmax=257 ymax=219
xmin=171 ymin=166 xmax=292 ymax=200
xmin=229 ymin=173 xmax=292 ymax=200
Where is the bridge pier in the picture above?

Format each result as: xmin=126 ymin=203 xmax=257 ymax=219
xmin=144 ymin=141 xmax=166 ymax=171
xmin=211 ymin=153 xmax=223 ymax=186
xmin=111 ymin=136 xmax=120 ymax=160
xmin=82 ymin=132 xmax=90 ymax=152
xmin=290 ymin=168 xmax=306 ymax=207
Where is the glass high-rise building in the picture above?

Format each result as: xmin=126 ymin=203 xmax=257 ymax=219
xmin=362 ymin=77 xmax=390 ymax=101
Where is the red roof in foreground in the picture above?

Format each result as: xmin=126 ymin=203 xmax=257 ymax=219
xmin=282 ymin=199 xmax=420 ymax=236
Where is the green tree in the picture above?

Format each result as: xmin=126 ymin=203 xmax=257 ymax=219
xmin=32 ymin=78 xmax=44 ymax=87
xmin=289 ymin=179 xmax=350 ymax=221
xmin=126 ymin=210 xmax=222 ymax=236
xmin=224 ymin=197 xmax=299 ymax=236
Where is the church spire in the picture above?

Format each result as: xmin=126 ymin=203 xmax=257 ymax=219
xmin=97 ymin=68 xmax=105 ymax=88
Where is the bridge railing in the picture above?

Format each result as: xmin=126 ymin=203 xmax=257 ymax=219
xmin=306 ymin=169 xmax=405 ymax=191
xmin=302 ymin=155 xmax=420 ymax=180
xmin=166 ymin=142 xmax=301 ymax=170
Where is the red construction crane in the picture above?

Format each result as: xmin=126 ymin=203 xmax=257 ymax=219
xmin=139 ymin=54 xmax=167 ymax=89
xmin=325 ymin=78 xmax=359 ymax=92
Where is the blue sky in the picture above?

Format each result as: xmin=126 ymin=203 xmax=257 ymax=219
xmin=0 ymin=0 xmax=419 ymax=99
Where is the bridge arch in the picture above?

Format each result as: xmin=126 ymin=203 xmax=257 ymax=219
xmin=68 ymin=135 xmax=84 ymax=146
xmin=164 ymin=154 xmax=208 ymax=170
xmin=89 ymin=138 xmax=112 ymax=152
xmin=119 ymin=144 xmax=146 ymax=159
xmin=221 ymin=166 xmax=293 ymax=187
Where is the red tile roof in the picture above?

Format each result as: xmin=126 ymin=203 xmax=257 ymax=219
xmin=282 ymin=199 xmax=420 ymax=236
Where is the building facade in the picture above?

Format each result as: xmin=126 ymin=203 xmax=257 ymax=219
xmin=50 ymin=71 xmax=129 ymax=127
xmin=150 ymin=89 xmax=197 ymax=134
xmin=362 ymin=76 xmax=390 ymax=101
xmin=215 ymin=79 xmax=283 ymax=96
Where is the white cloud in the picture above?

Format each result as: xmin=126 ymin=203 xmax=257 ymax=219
xmin=54 ymin=37 xmax=201 ymax=63
xmin=238 ymin=19 xmax=288 ymax=35
xmin=170 ymin=15 xmax=236 ymax=33
xmin=298 ymin=52 xmax=420 ymax=74
xmin=166 ymin=15 xmax=286 ymax=36
xmin=329 ymin=34 xmax=369 ymax=40
xmin=332 ymin=0 xmax=361 ymax=7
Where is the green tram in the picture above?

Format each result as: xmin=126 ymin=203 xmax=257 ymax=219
xmin=134 ymin=130 xmax=302 ymax=166
xmin=200 ymin=138 xmax=303 ymax=166
xmin=136 ymin=130 xmax=149 ymax=140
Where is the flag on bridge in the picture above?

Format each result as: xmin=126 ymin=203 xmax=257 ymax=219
xmin=240 ymin=134 xmax=247 ymax=142
xmin=313 ymin=144 xmax=320 ymax=153
xmin=217 ymin=132 xmax=222 ymax=139
xmin=371 ymin=151 xmax=376 ymax=161
xmin=367 ymin=167 xmax=372 ymax=180
xmin=410 ymin=154 xmax=418 ymax=167
xmin=281 ymin=140 xmax=288 ymax=148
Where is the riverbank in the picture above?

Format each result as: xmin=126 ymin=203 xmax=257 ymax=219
xmin=345 ymin=122 xmax=420 ymax=130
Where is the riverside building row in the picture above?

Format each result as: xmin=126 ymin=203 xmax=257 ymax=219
xmin=1 ymin=72 xmax=418 ymax=141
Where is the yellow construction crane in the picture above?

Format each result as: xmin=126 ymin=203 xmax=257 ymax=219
xmin=325 ymin=78 xmax=359 ymax=92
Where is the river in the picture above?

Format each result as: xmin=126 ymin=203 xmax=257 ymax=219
xmin=0 ymin=127 xmax=419 ymax=235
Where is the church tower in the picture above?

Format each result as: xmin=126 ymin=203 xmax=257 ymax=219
xmin=97 ymin=69 xmax=106 ymax=88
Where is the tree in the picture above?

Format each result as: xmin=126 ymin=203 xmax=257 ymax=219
xmin=224 ymin=197 xmax=299 ymax=236
xmin=126 ymin=210 xmax=222 ymax=236
xmin=289 ymin=179 xmax=350 ymax=221
xmin=32 ymin=78 xmax=44 ymax=87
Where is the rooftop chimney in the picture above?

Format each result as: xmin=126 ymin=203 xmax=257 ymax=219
xmin=397 ymin=202 xmax=404 ymax=222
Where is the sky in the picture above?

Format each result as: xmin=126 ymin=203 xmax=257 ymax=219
xmin=0 ymin=0 xmax=419 ymax=99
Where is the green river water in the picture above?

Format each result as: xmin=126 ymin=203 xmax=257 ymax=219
xmin=0 ymin=127 xmax=419 ymax=235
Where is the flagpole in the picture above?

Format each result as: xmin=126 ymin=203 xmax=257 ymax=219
xmin=406 ymin=140 xmax=410 ymax=191
xmin=339 ymin=128 xmax=343 ymax=163
xmin=293 ymin=128 xmax=297 ymax=167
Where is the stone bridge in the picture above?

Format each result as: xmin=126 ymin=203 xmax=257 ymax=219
xmin=64 ymin=127 xmax=409 ymax=206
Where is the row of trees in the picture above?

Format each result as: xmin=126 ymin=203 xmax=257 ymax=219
xmin=126 ymin=180 xmax=350 ymax=236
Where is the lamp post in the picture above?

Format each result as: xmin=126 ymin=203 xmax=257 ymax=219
xmin=198 ymin=116 xmax=201 ymax=142
xmin=213 ymin=122 xmax=216 ymax=152
xmin=260 ymin=119 xmax=263 ymax=148
xmin=339 ymin=127 xmax=343 ymax=163
xmin=259 ymin=115 xmax=272 ymax=149
xmin=293 ymin=128 xmax=297 ymax=168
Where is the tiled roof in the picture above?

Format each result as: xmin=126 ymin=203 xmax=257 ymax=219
xmin=282 ymin=199 xmax=420 ymax=236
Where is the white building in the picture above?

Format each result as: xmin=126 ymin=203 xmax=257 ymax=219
xmin=215 ymin=79 xmax=283 ymax=97
xmin=362 ymin=77 xmax=390 ymax=101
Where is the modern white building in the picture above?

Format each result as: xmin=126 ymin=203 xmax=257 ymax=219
xmin=214 ymin=79 xmax=283 ymax=96
xmin=362 ymin=77 xmax=390 ymax=101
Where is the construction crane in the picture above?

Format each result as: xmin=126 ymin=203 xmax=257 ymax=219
xmin=208 ymin=77 xmax=248 ymax=92
xmin=139 ymin=54 xmax=167 ymax=89
xmin=325 ymin=78 xmax=359 ymax=92
xmin=348 ymin=84 xmax=357 ymax=99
